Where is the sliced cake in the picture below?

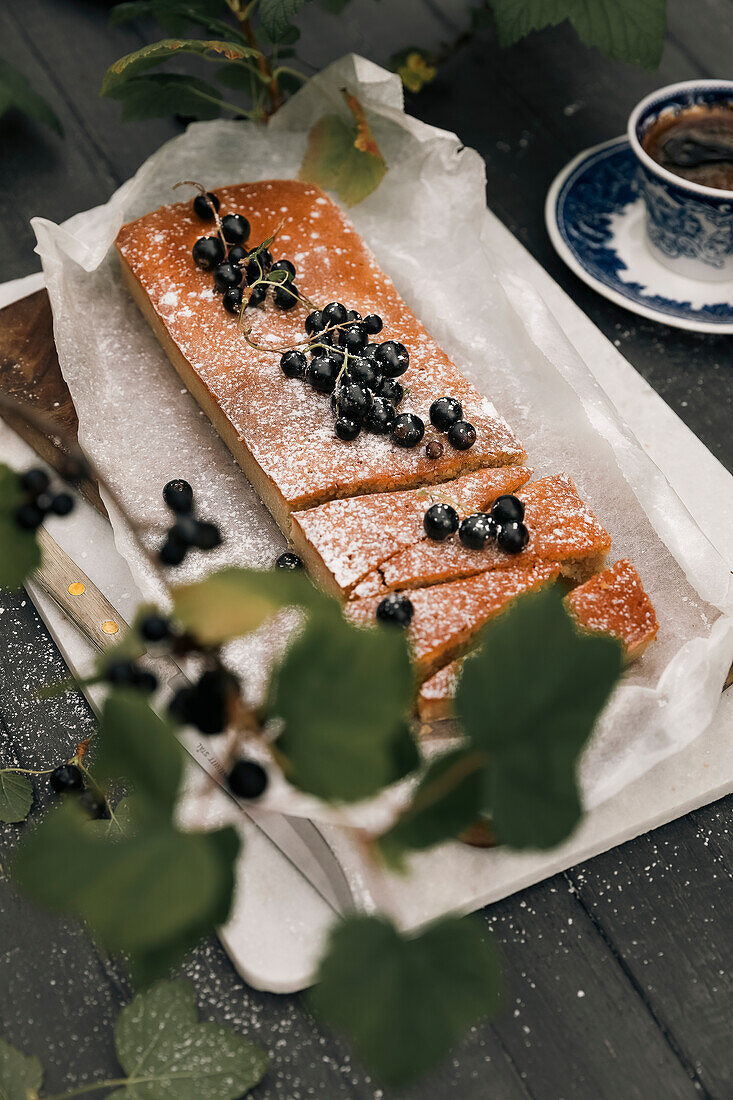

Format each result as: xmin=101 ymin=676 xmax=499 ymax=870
xmin=351 ymin=473 xmax=611 ymax=598
xmin=346 ymin=562 xmax=559 ymax=681
xmin=417 ymin=558 xmax=658 ymax=721
xmin=291 ymin=465 xmax=533 ymax=598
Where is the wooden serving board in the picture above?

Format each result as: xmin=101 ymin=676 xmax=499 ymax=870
xmin=0 ymin=290 xmax=104 ymax=513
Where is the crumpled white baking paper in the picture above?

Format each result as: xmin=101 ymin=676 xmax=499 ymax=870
xmin=33 ymin=55 xmax=733 ymax=829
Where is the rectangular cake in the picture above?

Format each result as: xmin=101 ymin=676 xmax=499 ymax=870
xmin=115 ymin=181 xmax=526 ymax=533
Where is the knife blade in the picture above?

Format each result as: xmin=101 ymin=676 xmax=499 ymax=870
xmin=31 ymin=526 xmax=354 ymax=917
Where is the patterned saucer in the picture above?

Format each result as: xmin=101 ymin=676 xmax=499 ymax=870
xmin=546 ymin=137 xmax=733 ymax=334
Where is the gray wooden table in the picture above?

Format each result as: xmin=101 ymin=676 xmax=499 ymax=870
xmin=1 ymin=2 xmax=731 ymax=1097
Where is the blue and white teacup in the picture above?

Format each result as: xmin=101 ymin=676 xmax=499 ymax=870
xmin=628 ymin=79 xmax=733 ymax=282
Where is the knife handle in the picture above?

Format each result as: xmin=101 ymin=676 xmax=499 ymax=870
xmin=34 ymin=527 xmax=133 ymax=653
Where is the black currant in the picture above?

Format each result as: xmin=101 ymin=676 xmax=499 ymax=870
xmin=247 ymin=283 xmax=267 ymax=307
xmin=307 ymin=355 xmax=339 ymax=393
xmin=374 ymin=376 xmax=403 ymax=405
xmin=170 ymin=515 xmax=200 ymax=547
xmin=228 ymin=244 xmax=248 ymax=266
xmin=159 ymin=538 xmax=187 ymax=566
xmin=447 ymin=420 xmax=476 ymax=451
xmin=223 ymin=286 xmax=244 ymax=315
xmin=430 ymin=396 xmax=463 ymax=433
xmin=131 ymin=667 xmax=158 ymax=694
xmin=363 ymin=313 xmax=383 ymax=335
xmin=228 ymin=759 xmax=268 ymax=799
xmin=50 ymin=763 xmax=84 ymax=794
xmin=78 ymin=788 xmax=110 ymax=820
xmin=192 ymin=236 xmax=225 ymax=271
xmin=49 ymin=492 xmax=74 ymax=517
xmin=163 ymin=478 xmax=194 ymax=514
xmin=376 ymin=593 xmax=414 ymax=627
xmin=459 ymin=512 xmax=497 ymax=550
xmin=271 ymin=258 xmax=296 ymax=282
xmin=338 ymin=323 xmax=367 ymax=353
xmin=497 ymin=521 xmax=530 ymax=554
xmin=20 ymin=468 xmax=50 ymax=496
xmin=245 ymin=250 xmax=273 ymax=282
xmin=335 ymin=417 xmax=361 ymax=441
xmin=491 ymin=494 xmax=525 ymax=524
xmin=221 ymin=213 xmax=251 ymax=245
xmin=280 ymin=349 xmax=307 ymax=379
xmin=323 ymin=301 xmax=348 ymax=326
xmin=15 ymin=502 xmax=44 ymax=530
xmin=364 ymin=396 xmax=395 ymax=434
xmin=193 ymin=191 xmax=220 ymax=220
xmin=333 ymin=380 xmax=372 ymax=422
xmin=275 ymin=551 xmax=303 ymax=570
xmin=183 ymin=668 xmax=238 ymax=735
xmin=423 ymin=503 xmax=459 ymax=541
xmin=35 ymin=493 xmax=53 ymax=515
xmin=105 ymin=658 xmax=137 ymax=687
xmin=194 ymin=521 xmax=222 ymax=551
xmin=362 ymin=343 xmax=380 ymax=361
xmin=345 ymin=309 xmax=362 ymax=323
xmin=139 ymin=613 xmax=170 ymax=642
xmin=348 ymin=355 xmax=379 ymax=390
xmin=213 ymin=262 xmax=243 ymax=292
xmin=305 ymin=309 xmax=325 ymax=335
xmin=425 ymin=439 xmax=444 ymax=460
xmin=392 ymin=413 xmax=425 ymax=448
xmin=375 ymin=340 xmax=409 ymax=378
xmin=273 ymin=284 xmax=298 ymax=311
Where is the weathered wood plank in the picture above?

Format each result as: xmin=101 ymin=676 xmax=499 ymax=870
xmin=567 ymin=797 xmax=733 ymax=1096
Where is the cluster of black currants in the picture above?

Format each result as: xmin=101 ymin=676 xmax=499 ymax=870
xmin=280 ymin=302 xmax=426 ymax=446
xmin=423 ymin=493 xmax=530 ymax=554
xmin=49 ymin=763 xmax=109 ymax=820
xmin=428 ymin=397 xmax=477 ymax=453
xmin=191 ymin=191 xmax=300 ymax=317
xmin=158 ymin=478 xmax=222 ymax=566
xmin=14 ymin=468 xmax=74 ymax=531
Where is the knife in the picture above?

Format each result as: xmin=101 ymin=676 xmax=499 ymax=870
xmin=31 ymin=526 xmax=355 ymax=917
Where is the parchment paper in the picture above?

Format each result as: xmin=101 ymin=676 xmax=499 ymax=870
xmin=32 ymin=56 xmax=733 ymax=825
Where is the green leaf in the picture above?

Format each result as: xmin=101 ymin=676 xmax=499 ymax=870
xmin=0 ymin=770 xmax=33 ymax=824
xmin=109 ymin=980 xmax=267 ymax=1099
xmin=171 ymin=565 xmax=330 ymax=646
xmin=455 ymin=586 xmax=622 ymax=849
xmin=258 ymin=0 xmax=310 ymax=41
xmin=0 ymin=465 xmax=41 ymax=589
xmin=111 ymin=0 xmax=245 ymax=42
xmin=489 ymin=0 xmax=667 ymax=68
xmin=14 ymin=802 xmax=240 ymax=981
xmin=299 ymin=90 xmax=387 ymax=206
xmin=0 ymin=1037 xmax=43 ymax=1100
xmin=310 ymin=914 xmax=502 ymax=1086
xmin=0 ymin=59 xmax=62 ymax=134
xmin=377 ymin=748 xmax=485 ymax=869
xmin=96 ymin=690 xmax=183 ymax=827
xmin=106 ymin=74 xmax=225 ymax=122
xmin=101 ymin=38 xmax=258 ymax=95
xmin=270 ymin=610 xmax=418 ymax=802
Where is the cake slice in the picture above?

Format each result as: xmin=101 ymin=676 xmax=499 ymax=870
xmin=116 ymin=180 xmax=525 ymax=531
xmin=417 ymin=558 xmax=658 ymax=721
xmin=565 ymin=558 xmax=659 ymax=660
xmin=346 ymin=562 xmax=559 ymax=681
xmin=351 ymin=473 xmax=611 ymax=598
xmin=291 ymin=465 xmax=532 ymax=598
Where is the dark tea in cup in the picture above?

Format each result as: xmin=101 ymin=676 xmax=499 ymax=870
xmin=642 ymin=101 xmax=733 ymax=191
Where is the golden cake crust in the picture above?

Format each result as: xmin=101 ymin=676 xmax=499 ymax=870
xmin=566 ymin=558 xmax=659 ymax=659
xmin=115 ymin=180 xmax=526 ymax=531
